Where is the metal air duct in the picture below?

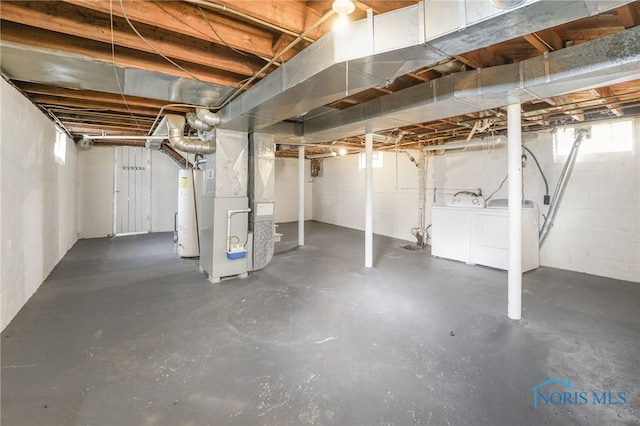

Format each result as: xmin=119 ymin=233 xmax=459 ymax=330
xmin=217 ymin=0 xmax=635 ymax=132
xmin=196 ymin=108 xmax=221 ymax=127
xmin=0 ymin=41 xmax=233 ymax=106
xmin=166 ymin=114 xmax=216 ymax=154
xmin=301 ymin=25 xmax=640 ymax=141
xmin=186 ymin=113 xmax=213 ymax=132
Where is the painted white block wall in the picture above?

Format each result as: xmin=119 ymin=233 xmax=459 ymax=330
xmin=150 ymin=150 xmax=180 ymax=232
xmin=444 ymin=129 xmax=639 ymax=282
xmin=274 ymin=158 xmax=313 ymax=223
xmin=1 ymin=79 xmax=78 ymax=330
xmin=524 ymin=130 xmax=640 ymax=282
xmin=313 ymin=152 xmax=422 ymax=242
xmin=77 ymin=146 xmax=113 ymax=238
xmin=77 ymin=147 xmax=179 ymax=238
xmin=311 ymin=121 xmax=639 ymax=282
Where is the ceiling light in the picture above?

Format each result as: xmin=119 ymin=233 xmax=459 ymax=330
xmin=332 ymin=0 xmax=355 ymax=15
xmin=338 ymin=147 xmax=347 ymax=156
xmin=334 ymin=12 xmax=350 ymax=29
xmin=489 ymin=0 xmax=527 ymax=9
xmin=332 ymin=0 xmax=355 ymax=29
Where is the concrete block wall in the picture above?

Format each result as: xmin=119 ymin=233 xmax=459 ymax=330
xmin=77 ymin=146 xmax=113 ymax=238
xmin=274 ymin=158 xmax=313 ymax=223
xmin=77 ymin=147 xmax=179 ymax=238
xmin=312 ymin=152 xmax=422 ymax=242
xmin=150 ymin=151 xmax=180 ymax=232
xmin=525 ymin=130 xmax=640 ymax=282
xmin=310 ymin=120 xmax=639 ymax=282
xmin=1 ymin=79 xmax=78 ymax=330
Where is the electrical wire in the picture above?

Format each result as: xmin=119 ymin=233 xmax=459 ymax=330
xmin=119 ymin=0 xmax=213 ymax=87
xmin=110 ymin=0 xmax=142 ymax=131
xmin=196 ymin=5 xmax=253 ymax=58
xmin=485 ymin=174 xmax=508 ymax=201
xmin=214 ymin=8 xmax=336 ymax=111
xmin=522 ymin=145 xmax=549 ymax=196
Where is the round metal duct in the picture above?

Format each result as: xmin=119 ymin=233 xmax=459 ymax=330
xmin=490 ymin=0 xmax=527 ymax=8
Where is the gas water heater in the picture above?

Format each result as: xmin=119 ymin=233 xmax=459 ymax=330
xmin=176 ymin=169 xmax=203 ymax=258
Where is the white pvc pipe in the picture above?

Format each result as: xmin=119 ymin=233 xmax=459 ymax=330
xmin=298 ymin=145 xmax=305 ymax=246
xmin=227 ymin=208 xmax=252 ymax=251
xmin=365 ymin=131 xmax=373 ymax=268
xmin=507 ymin=103 xmax=522 ymax=320
xmin=84 ymin=135 xmax=169 ymax=140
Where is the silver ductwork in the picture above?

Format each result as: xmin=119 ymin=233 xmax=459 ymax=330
xmin=218 ymin=0 xmax=635 ymax=132
xmin=165 ymin=114 xmax=216 ymax=154
xmin=186 ymin=113 xmax=213 ymax=132
xmin=0 ymin=41 xmax=233 ymax=106
xmin=301 ymin=25 xmax=640 ymax=141
xmin=196 ymin=108 xmax=221 ymax=127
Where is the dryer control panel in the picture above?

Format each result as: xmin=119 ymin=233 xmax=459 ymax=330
xmin=446 ymin=193 xmax=486 ymax=208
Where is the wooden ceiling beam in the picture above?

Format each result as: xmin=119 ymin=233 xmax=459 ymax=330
xmin=592 ymin=87 xmax=624 ymax=117
xmin=62 ymin=123 xmax=149 ymax=134
xmin=455 ymin=48 xmax=507 ymax=69
xmin=0 ymin=21 xmax=245 ymax=88
xmin=61 ymin=0 xmax=296 ymax=61
xmin=52 ymin=110 xmax=156 ymax=122
xmin=616 ymin=3 xmax=640 ymax=29
xmin=1 ymin=1 xmax=264 ymax=78
xmin=522 ymin=29 xmax=563 ymax=52
xmin=33 ymin=94 xmax=166 ymax=116
xmin=547 ymin=95 xmax=585 ymax=122
xmin=55 ymin=113 xmax=154 ymax=125
xmin=16 ymin=82 xmax=177 ymax=110
xmin=201 ymin=0 xmax=325 ymax=40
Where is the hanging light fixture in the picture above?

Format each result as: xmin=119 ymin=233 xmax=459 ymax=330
xmin=490 ymin=0 xmax=527 ymax=8
xmin=332 ymin=0 xmax=355 ymax=29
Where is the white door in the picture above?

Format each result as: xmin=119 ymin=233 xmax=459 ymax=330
xmin=113 ymin=146 xmax=151 ymax=235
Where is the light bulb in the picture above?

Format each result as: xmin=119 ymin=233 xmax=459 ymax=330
xmin=332 ymin=0 xmax=355 ymax=15
xmin=334 ymin=11 xmax=349 ymax=30
xmin=338 ymin=147 xmax=347 ymax=156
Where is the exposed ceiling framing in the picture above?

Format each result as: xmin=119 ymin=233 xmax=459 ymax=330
xmin=1 ymin=0 xmax=639 ymax=159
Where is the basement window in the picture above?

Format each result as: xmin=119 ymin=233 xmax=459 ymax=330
xmin=553 ymin=119 xmax=634 ymax=162
xmin=359 ymin=151 xmax=383 ymax=170
xmin=54 ymin=127 xmax=67 ymax=165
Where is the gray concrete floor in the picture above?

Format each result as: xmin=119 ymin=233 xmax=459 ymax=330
xmin=2 ymin=221 xmax=639 ymax=426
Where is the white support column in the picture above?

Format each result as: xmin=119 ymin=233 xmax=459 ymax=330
xmin=298 ymin=145 xmax=305 ymax=246
xmin=507 ymin=103 xmax=522 ymax=320
xmin=365 ymin=131 xmax=373 ymax=268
